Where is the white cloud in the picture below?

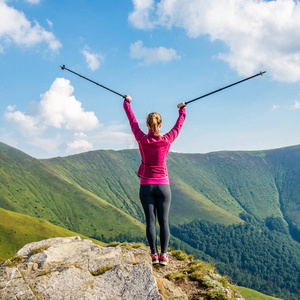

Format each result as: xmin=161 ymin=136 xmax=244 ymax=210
xmin=128 ymin=0 xmax=156 ymax=29
xmin=5 ymin=78 xmax=100 ymax=137
xmin=66 ymin=131 xmax=93 ymax=154
xmin=129 ymin=0 xmax=300 ymax=82
xmin=82 ymin=46 xmax=104 ymax=71
xmin=0 ymin=0 xmax=61 ymax=52
xmin=46 ymin=19 xmax=53 ymax=29
xmin=272 ymin=105 xmax=280 ymax=110
xmin=39 ymin=78 xmax=100 ymax=131
xmin=5 ymin=107 xmax=45 ymax=137
xmin=74 ymin=132 xmax=87 ymax=139
xmin=291 ymin=100 xmax=300 ymax=110
xmin=67 ymin=139 xmax=93 ymax=152
xmin=130 ymin=40 xmax=181 ymax=65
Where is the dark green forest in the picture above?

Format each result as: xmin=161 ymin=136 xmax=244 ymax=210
xmin=171 ymin=218 xmax=300 ymax=299
xmin=1 ymin=142 xmax=300 ymax=299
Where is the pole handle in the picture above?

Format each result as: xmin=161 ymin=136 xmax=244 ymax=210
xmin=59 ymin=65 xmax=126 ymax=98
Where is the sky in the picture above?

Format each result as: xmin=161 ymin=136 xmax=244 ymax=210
xmin=1 ymin=0 xmax=300 ymax=159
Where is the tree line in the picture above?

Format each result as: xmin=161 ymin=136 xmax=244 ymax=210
xmin=170 ymin=218 xmax=300 ymax=300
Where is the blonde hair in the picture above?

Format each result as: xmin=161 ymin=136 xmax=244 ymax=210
xmin=147 ymin=112 xmax=162 ymax=137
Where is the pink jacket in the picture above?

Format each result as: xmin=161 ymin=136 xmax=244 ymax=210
xmin=123 ymin=100 xmax=186 ymax=181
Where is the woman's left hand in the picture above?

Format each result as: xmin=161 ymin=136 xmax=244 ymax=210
xmin=177 ymin=102 xmax=186 ymax=108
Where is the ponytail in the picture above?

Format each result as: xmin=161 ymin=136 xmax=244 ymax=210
xmin=147 ymin=112 xmax=162 ymax=137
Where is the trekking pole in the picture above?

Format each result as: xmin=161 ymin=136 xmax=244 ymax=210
xmin=185 ymin=71 xmax=266 ymax=106
xmin=59 ymin=65 xmax=126 ymax=98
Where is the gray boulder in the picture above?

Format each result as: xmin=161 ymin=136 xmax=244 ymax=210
xmin=0 ymin=236 xmax=163 ymax=300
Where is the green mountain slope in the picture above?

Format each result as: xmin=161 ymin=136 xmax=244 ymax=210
xmin=42 ymin=145 xmax=300 ymax=299
xmin=0 ymin=207 xmax=105 ymax=260
xmin=44 ymin=146 xmax=300 ymax=233
xmin=264 ymin=145 xmax=300 ymax=241
xmin=44 ymin=150 xmax=243 ymax=226
xmin=0 ymin=142 xmax=145 ymax=242
xmin=1 ymin=142 xmax=299 ymax=299
xmin=236 ymin=287 xmax=283 ymax=300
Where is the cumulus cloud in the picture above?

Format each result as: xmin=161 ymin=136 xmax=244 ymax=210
xmin=39 ymin=78 xmax=99 ymax=131
xmin=130 ymin=40 xmax=181 ymax=65
xmin=291 ymin=100 xmax=300 ymax=109
xmin=129 ymin=0 xmax=300 ymax=82
xmin=67 ymin=133 xmax=93 ymax=153
xmin=0 ymin=0 xmax=61 ymax=52
xmin=128 ymin=0 xmax=156 ymax=29
xmin=5 ymin=78 xmax=100 ymax=137
xmin=82 ymin=46 xmax=104 ymax=71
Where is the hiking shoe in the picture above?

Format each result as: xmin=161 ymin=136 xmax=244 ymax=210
xmin=159 ymin=253 xmax=169 ymax=266
xmin=151 ymin=253 xmax=159 ymax=265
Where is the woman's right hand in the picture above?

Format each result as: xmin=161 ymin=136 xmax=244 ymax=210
xmin=177 ymin=102 xmax=186 ymax=109
xmin=125 ymin=95 xmax=132 ymax=102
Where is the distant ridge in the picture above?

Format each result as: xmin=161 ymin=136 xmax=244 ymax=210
xmin=0 ymin=141 xmax=299 ymax=299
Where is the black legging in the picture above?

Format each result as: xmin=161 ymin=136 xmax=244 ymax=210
xmin=139 ymin=184 xmax=171 ymax=254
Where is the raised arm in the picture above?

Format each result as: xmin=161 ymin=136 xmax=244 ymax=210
xmin=164 ymin=102 xmax=186 ymax=144
xmin=123 ymin=95 xmax=145 ymax=142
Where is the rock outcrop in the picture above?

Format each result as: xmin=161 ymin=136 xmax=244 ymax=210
xmin=0 ymin=236 xmax=244 ymax=300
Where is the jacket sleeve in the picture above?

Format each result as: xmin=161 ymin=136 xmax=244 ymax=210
xmin=123 ymin=100 xmax=145 ymax=142
xmin=164 ymin=107 xmax=186 ymax=144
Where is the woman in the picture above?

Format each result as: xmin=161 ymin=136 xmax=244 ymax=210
xmin=123 ymin=95 xmax=186 ymax=265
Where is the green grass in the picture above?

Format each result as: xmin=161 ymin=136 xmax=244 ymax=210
xmin=0 ymin=143 xmax=145 ymax=245
xmin=1 ymin=142 xmax=300 ymax=299
xmin=91 ymin=265 xmax=113 ymax=276
xmin=0 ymin=207 xmax=105 ymax=259
xmin=237 ymin=286 xmax=283 ymax=300
xmin=43 ymin=149 xmax=243 ymax=227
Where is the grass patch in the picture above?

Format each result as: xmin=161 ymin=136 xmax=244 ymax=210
xmin=236 ymin=287 xmax=283 ymax=300
xmin=132 ymin=243 xmax=145 ymax=248
xmin=4 ymin=255 xmax=24 ymax=267
xmin=165 ymin=259 xmax=236 ymax=299
xmin=171 ymin=249 xmax=189 ymax=261
xmin=91 ymin=265 xmax=113 ymax=276
xmin=29 ymin=246 xmax=50 ymax=256
xmin=107 ymin=241 xmax=120 ymax=247
xmin=0 ymin=207 xmax=105 ymax=260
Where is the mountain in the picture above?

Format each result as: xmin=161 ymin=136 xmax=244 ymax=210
xmin=0 ymin=142 xmax=145 ymax=243
xmin=43 ymin=149 xmax=243 ymax=226
xmin=42 ymin=145 xmax=300 ymax=299
xmin=44 ymin=146 xmax=300 ymax=237
xmin=0 ymin=207 xmax=104 ymax=261
xmin=0 ymin=141 xmax=299 ymax=299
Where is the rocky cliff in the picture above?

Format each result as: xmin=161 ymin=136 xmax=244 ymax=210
xmin=0 ymin=236 xmax=244 ymax=299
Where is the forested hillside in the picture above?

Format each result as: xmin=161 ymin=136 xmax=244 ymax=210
xmin=43 ymin=145 xmax=300 ymax=299
xmin=0 ymin=141 xmax=299 ymax=299
xmin=171 ymin=219 xmax=300 ymax=299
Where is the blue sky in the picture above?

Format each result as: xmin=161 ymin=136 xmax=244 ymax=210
xmin=1 ymin=0 xmax=300 ymax=158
